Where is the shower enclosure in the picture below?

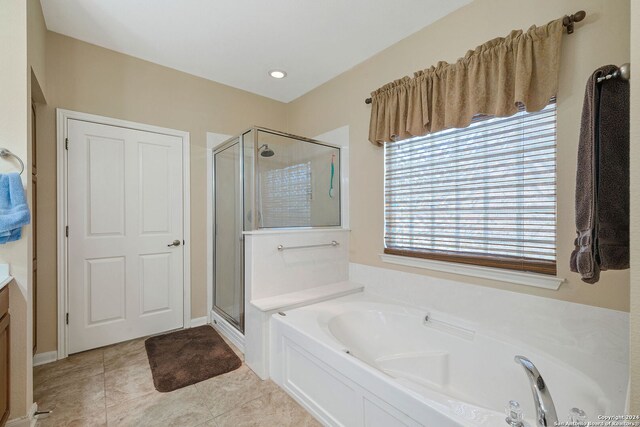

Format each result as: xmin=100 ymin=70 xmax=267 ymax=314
xmin=213 ymin=127 xmax=341 ymax=332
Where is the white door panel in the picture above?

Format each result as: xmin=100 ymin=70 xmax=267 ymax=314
xmin=67 ymin=119 xmax=184 ymax=353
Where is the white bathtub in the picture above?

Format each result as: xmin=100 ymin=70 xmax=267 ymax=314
xmin=269 ymin=292 xmax=627 ymax=426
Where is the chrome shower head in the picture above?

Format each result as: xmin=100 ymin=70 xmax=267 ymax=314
xmin=258 ymin=144 xmax=275 ymax=157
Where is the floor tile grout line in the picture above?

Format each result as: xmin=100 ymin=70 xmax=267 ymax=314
xmin=102 ymin=349 xmax=108 ymax=425
xmin=103 ymin=354 xmax=151 ymax=374
xmin=209 ymin=383 xmax=276 ymax=421
xmin=105 ymin=388 xmax=157 ymax=412
xmin=193 ymin=382 xmax=217 ymax=422
xmin=34 ymin=349 xmax=106 ymax=391
xmin=103 ymin=351 xmax=157 ymax=412
xmin=34 ymin=369 xmax=106 ymax=399
xmin=105 ymin=384 xmax=213 ymax=427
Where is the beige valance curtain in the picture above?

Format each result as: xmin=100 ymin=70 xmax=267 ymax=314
xmin=368 ymin=18 xmax=564 ymax=146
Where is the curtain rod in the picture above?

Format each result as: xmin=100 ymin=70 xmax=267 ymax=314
xmin=364 ymin=10 xmax=587 ymax=105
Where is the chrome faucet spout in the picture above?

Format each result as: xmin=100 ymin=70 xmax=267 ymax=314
xmin=514 ymin=356 xmax=558 ymax=427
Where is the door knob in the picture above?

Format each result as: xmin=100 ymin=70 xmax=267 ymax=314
xmin=167 ymin=239 xmax=181 ymax=247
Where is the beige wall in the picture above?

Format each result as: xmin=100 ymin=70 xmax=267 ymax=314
xmin=287 ymin=0 xmax=631 ymax=312
xmin=28 ymin=0 xmax=46 ymax=92
xmin=630 ymin=0 xmax=639 ymax=412
xmin=35 ymin=32 xmax=288 ymax=354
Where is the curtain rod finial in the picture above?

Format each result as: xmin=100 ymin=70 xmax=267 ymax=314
xmin=573 ymin=10 xmax=586 ymax=22
xmin=619 ymin=63 xmax=631 ymax=81
xmin=563 ymin=10 xmax=586 ymax=34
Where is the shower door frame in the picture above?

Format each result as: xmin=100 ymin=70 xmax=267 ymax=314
xmin=210 ymin=126 xmax=343 ymax=338
xmin=212 ymin=136 xmax=246 ymax=333
xmin=251 ymin=127 xmax=342 ymax=230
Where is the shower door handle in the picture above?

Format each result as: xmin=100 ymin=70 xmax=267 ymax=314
xmin=167 ymin=239 xmax=181 ymax=247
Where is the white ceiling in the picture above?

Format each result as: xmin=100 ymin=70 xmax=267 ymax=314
xmin=40 ymin=0 xmax=470 ymax=103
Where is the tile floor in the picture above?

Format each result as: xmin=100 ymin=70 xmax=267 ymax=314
xmin=33 ymin=329 xmax=321 ymax=427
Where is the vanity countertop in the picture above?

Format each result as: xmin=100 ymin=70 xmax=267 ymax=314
xmin=0 ymin=264 xmax=12 ymax=291
xmin=0 ymin=277 xmax=11 ymax=291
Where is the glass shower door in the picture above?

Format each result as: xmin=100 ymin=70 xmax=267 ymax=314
xmin=213 ymin=139 xmax=244 ymax=331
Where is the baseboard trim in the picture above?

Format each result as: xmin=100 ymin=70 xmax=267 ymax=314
xmin=7 ymin=403 xmax=38 ymax=427
xmin=190 ymin=316 xmax=209 ymax=327
xmin=210 ymin=310 xmax=244 ymax=353
xmin=33 ymin=351 xmax=58 ymax=367
xmin=6 ymin=417 xmax=29 ymax=427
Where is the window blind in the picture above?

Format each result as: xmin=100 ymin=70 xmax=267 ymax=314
xmin=384 ymin=100 xmax=557 ymax=275
xmin=260 ymin=162 xmax=312 ymax=228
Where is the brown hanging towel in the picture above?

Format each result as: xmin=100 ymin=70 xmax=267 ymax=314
xmin=570 ymin=65 xmax=630 ymax=284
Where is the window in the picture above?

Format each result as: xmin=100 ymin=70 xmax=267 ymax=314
xmin=260 ymin=162 xmax=312 ymax=228
xmin=384 ymin=100 xmax=557 ymax=275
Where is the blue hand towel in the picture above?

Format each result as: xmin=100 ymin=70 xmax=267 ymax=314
xmin=0 ymin=173 xmax=30 ymax=244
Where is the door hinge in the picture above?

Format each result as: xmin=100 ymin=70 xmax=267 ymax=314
xmin=65 ymin=138 xmax=69 ymax=150
xmin=65 ymin=226 xmax=69 ymax=237
xmin=66 ymin=313 xmax=69 ymax=325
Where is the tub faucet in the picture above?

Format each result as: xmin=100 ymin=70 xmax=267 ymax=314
xmin=514 ymin=356 xmax=557 ymax=427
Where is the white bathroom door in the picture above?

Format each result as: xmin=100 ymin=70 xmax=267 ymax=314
xmin=67 ymin=119 xmax=184 ymax=354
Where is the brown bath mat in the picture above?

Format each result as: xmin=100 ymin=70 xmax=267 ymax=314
xmin=145 ymin=325 xmax=242 ymax=392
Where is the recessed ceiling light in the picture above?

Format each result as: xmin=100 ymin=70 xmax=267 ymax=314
xmin=269 ymin=70 xmax=287 ymax=79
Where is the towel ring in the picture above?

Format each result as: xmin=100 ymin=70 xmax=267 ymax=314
xmin=0 ymin=148 xmax=25 ymax=175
